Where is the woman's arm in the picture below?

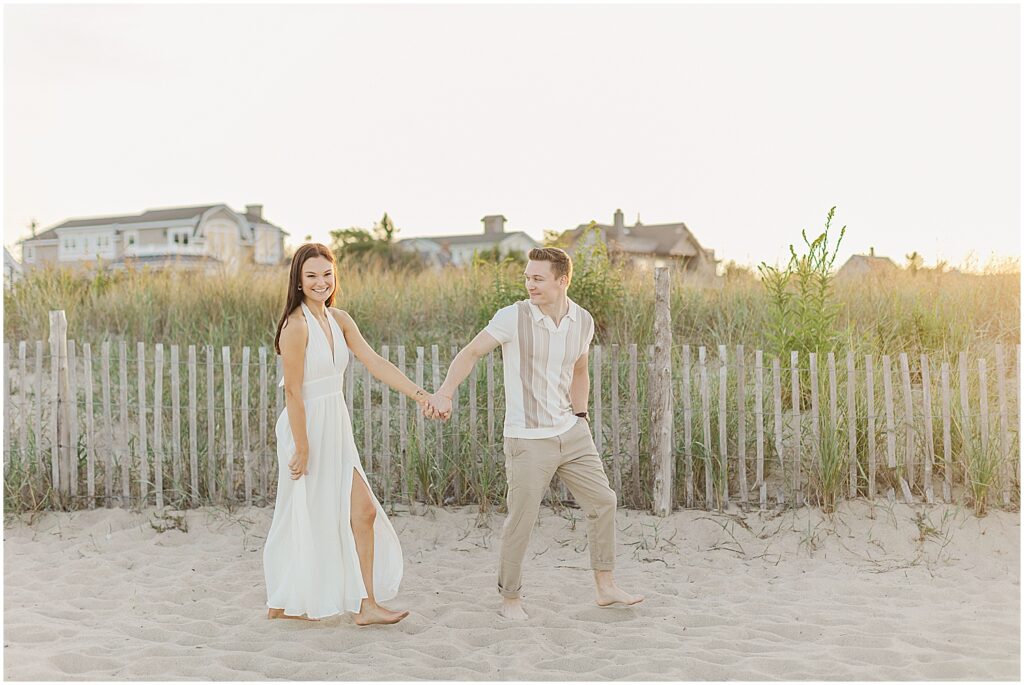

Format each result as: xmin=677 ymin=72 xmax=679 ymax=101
xmin=279 ymin=314 xmax=310 ymax=457
xmin=333 ymin=309 xmax=430 ymax=404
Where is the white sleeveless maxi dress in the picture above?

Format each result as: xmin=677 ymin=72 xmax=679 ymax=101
xmin=263 ymin=302 xmax=403 ymax=618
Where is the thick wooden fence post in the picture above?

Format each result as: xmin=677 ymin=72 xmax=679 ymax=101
xmin=651 ymin=267 xmax=673 ymax=516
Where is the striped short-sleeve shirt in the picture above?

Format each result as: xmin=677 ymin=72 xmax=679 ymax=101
xmin=484 ymin=298 xmax=595 ymax=439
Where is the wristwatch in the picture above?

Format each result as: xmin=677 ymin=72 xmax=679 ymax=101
xmin=575 ymin=411 xmax=589 ymax=420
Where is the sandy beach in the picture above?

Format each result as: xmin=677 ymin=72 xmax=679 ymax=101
xmin=3 ymin=499 xmax=1019 ymax=681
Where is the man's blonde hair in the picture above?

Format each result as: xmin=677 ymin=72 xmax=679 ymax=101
xmin=528 ymin=247 xmax=573 ymax=282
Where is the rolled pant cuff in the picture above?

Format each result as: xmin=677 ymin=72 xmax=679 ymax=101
xmin=498 ymin=585 xmax=521 ymax=599
xmin=591 ymin=562 xmax=615 ymax=572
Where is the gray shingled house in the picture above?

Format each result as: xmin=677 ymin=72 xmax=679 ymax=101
xmin=561 ymin=209 xmax=719 ymax=280
xmin=17 ymin=203 xmax=288 ymax=273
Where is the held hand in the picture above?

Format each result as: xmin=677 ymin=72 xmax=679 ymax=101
xmin=288 ymin=450 xmax=309 ymax=480
xmin=428 ymin=393 xmax=453 ymax=421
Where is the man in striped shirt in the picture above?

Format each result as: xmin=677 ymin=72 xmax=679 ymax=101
xmin=429 ymin=247 xmax=644 ymax=620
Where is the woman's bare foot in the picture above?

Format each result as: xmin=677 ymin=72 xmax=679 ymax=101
xmin=499 ymin=597 xmax=529 ymax=620
xmin=267 ymin=608 xmax=320 ymax=621
xmin=353 ymin=602 xmax=409 ymax=626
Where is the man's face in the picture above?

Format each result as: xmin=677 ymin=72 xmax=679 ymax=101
xmin=524 ymin=259 xmax=568 ymax=306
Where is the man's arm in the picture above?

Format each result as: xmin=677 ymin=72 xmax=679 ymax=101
xmin=431 ymin=329 xmax=501 ymax=417
xmin=569 ymin=351 xmax=590 ymax=415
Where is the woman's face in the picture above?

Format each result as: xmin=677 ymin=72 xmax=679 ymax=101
xmin=299 ymin=255 xmax=335 ymax=303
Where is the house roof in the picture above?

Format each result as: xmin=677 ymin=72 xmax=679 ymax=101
xmin=839 ymin=254 xmax=898 ymax=269
xmin=25 ymin=203 xmax=285 ymax=242
xmin=398 ymin=230 xmax=537 ymax=248
xmin=569 ymin=221 xmax=711 ymax=259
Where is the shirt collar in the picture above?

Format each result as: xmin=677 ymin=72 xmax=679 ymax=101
xmin=527 ymin=298 xmax=578 ymax=324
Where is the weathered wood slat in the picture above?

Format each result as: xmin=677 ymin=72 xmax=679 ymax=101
xmin=188 ymin=345 xmax=199 ymax=507
xmin=101 ymin=341 xmax=114 ymax=506
xmin=241 ymin=346 xmax=252 ymax=506
xmin=3 ymin=342 xmax=9 ymax=477
xmin=137 ymin=343 xmax=149 ymax=505
xmin=170 ymin=345 xmax=182 ymax=498
xmin=258 ymin=346 xmax=268 ymax=504
xmin=882 ymin=355 xmax=896 ymax=470
xmin=628 ymin=343 xmax=640 ymax=507
xmin=772 ymin=357 xmax=784 ymax=505
xmin=809 ymin=352 xmax=820 ymax=476
xmin=755 ymin=350 xmax=765 ymax=509
xmin=682 ymin=345 xmax=694 ymax=508
xmin=699 ymin=346 xmax=712 ymax=509
xmin=222 ymin=346 xmax=234 ymax=502
xmin=846 ymin=351 xmax=857 ymax=498
xmin=920 ymin=354 xmax=935 ymax=504
xmin=431 ymin=344 xmax=441 ymax=478
xmin=978 ymin=356 xmax=990 ymax=470
xmin=68 ymin=340 xmax=79 ymax=499
xmin=154 ymin=344 xmax=164 ymax=510
xmin=84 ymin=342 xmax=96 ymax=505
xmin=865 ymin=355 xmax=877 ymax=500
xmin=995 ymin=346 xmax=1010 ymax=506
xmin=381 ymin=345 xmax=391 ymax=504
xmin=941 ymin=362 xmax=952 ymax=503
xmin=790 ymin=351 xmax=802 ymax=506
xmin=717 ymin=345 xmax=728 ymax=509
xmin=118 ymin=341 xmax=129 ymax=505
xmin=397 ymin=346 xmax=410 ymax=504
xmin=899 ymin=352 xmax=914 ymax=490
xmin=737 ymin=345 xmax=747 ymax=504
xmin=415 ymin=347 xmax=425 ymax=502
xmin=34 ymin=340 xmax=43 ymax=481
xmin=18 ymin=341 xmax=27 ymax=472
xmin=206 ymin=346 xmax=216 ymax=500
xmin=364 ymin=358 xmax=374 ymax=474
xmin=48 ymin=335 xmax=58 ymax=495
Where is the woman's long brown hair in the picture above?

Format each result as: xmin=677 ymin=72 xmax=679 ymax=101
xmin=274 ymin=243 xmax=337 ymax=355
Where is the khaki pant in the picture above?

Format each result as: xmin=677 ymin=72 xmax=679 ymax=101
xmin=498 ymin=418 xmax=617 ymax=598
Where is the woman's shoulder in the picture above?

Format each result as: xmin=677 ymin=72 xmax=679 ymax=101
xmin=280 ymin=308 xmax=308 ymax=340
xmin=328 ymin=307 xmax=353 ymax=326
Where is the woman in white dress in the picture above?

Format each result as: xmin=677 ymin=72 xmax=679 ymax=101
xmin=264 ymin=243 xmax=434 ymax=625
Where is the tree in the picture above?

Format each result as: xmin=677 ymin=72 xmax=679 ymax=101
xmin=329 ymin=213 xmax=423 ymax=270
xmin=543 ymin=229 xmax=571 ymax=248
xmin=905 ymin=251 xmax=923 ymax=275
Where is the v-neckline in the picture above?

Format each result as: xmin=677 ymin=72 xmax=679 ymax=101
xmin=302 ymin=302 xmax=336 ymax=367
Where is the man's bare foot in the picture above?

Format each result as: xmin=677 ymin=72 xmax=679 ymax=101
xmin=353 ymin=601 xmax=409 ymax=626
xmin=267 ymin=608 xmax=320 ymax=621
xmin=499 ymin=597 xmax=529 ymax=620
xmin=594 ymin=571 xmax=644 ymax=607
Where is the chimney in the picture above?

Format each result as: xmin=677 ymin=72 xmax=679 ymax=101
xmin=613 ymin=209 xmax=624 ymax=232
xmin=246 ymin=204 xmax=263 ymax=220
xmin=482 ymin=215 xmax=506 ymax=235
xmin=869 ymin=246 xmax=875 ymax=257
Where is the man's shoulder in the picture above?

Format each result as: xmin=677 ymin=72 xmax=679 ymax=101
xmin=493 ymin=300 xmax=529 ymax=318
xmin=573 ymin=301 xmax=595 ymax=322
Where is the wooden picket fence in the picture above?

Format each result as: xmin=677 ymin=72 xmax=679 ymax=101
xmin=3 ymin=307 xmax=1021 ymax=514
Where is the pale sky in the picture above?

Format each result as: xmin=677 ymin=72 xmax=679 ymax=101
xmin=4 ymin=3 xmax=1020 ymax=269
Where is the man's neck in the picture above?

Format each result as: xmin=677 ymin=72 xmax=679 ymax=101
xmin=538 ymin=296 xmax=570 ymax=326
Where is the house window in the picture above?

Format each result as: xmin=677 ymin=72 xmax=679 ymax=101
xmin=126 ymin=233 xmax=137 ymax=247
xmin=170 ymin=229 xmax=191 ymax=246
xmin=25 ymin=247 xmax=34 ymax=262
